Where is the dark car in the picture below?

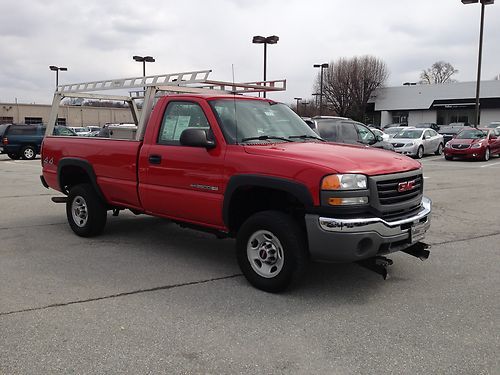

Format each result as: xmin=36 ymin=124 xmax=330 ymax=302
xmin=415 ymin=123 xmax=440 ymax=132
xmin=438 ymin=123 xmax=470 ymax=144
xmin=444 ymin=127 xmax=500 ymax=161
xmin=0 ymin=124 xmax=75 ymax=160
xmin=311 ymin=117 xmax=394 ymax=151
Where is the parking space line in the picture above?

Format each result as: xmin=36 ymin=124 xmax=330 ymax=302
xmin=480 ymin=162 xmax=500 ymax=168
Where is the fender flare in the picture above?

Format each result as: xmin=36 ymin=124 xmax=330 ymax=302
xmin=222 ymin=174 xmax=314 ymax=227
xmin=57 ymin=158 xmax=105 ymax=201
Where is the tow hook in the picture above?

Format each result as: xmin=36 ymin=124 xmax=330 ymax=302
xmin=357 ymin=256 xmax=393 ymax=280
xmin=402 ymin=242 xmax=431 ymax=261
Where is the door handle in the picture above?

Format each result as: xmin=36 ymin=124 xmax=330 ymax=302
xmin=148 ymin=154 xmax=162 ymax=164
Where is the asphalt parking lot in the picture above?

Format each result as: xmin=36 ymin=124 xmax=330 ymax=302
xmin=1 ymin=154 xmax=499 ymax=374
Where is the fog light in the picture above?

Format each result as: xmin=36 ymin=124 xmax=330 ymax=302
xmin=328 ymin=197 xmax=368 ymax=206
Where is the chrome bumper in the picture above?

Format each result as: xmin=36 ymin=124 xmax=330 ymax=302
xmin=305 ymin=196 xmax=432 ymax=263
xmin=319 ymin=196 xmax=432 ymax=237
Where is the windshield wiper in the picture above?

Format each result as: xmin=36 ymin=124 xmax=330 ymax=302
xmin=240 ymin=135 xmax=293 ymax=143
xmin=288 ymin=134 xmax=325 ymax=142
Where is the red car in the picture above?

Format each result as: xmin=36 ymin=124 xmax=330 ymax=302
xmin=444 ymin=127 xmax=500 ymax=161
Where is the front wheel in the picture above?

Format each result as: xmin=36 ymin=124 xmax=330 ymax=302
xmin=236 ymin=211 xmax=308 ymax=293
xmin=483 ymin=147 xmax=490 ymax=161
xmin=435 ymin=143 xmax=444 ymax=155
xmin=415 ymin=146 xmax=424 ymax=159
xmin=66 ymin=184 xmax=107 ymax=237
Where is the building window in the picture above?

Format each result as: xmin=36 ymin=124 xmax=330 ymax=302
xmin=56 ymin=118 xmax=66 ymax=125
xmin=0 ymin=116 xmax=14 ymax=124
xmin=25 ymin=117 xmax=43 ymax=125
xmin=391 ymin=111 xmax=408 ymax=125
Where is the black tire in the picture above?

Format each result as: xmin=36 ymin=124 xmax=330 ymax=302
xmin=66 ymin=184 xmax=107 ymax=237
xmin=435 ymin=143 xmax=444 ymax=155
xmin=21 ymin=145 xmax=36 ymax=160
xmin=415 ymin=146 xmax=424 ymax=159
xmin=445 ymin=155 xmax=453 ymax=161
xmin=7 ymin=153 xmax=20 ymax=160
xmin=236 ymin=210 xmax=308 ymax=293
xmin=483 ymin=147 xmax=490 ymax=161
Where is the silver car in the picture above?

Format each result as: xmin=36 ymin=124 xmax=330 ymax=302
xmin=390 ymin=128 xmax=444 ymax=158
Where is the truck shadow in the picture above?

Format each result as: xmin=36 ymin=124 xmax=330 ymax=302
xmin=101 ymin=213 xmax=407 ymax=302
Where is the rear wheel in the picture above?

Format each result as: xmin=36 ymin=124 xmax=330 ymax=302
xmin=66 ymin=184 xmax=107 ymax=237
xmin=7 ymin=153 xmax=20 ymax=160
xmin=236 ymin=211 xmax=308 ymax=293
xmin=435 ymin=143 xmax=444 ymax=155
xmin=21 ymin=146 xmax=36 ymax=160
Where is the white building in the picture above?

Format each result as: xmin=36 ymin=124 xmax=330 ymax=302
xmin=369 ymin=80 xmax=500 ymax=127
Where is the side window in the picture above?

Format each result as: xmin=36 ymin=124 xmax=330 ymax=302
xmin=341 ymin=122 xmax=360 ymax=142
xmin=317 ymin=122 xmax=340 ymax=141
xmin=429 ymin=129 xmax=437 ymax=137
xmin=354 ymin=123 xmax=375 ymax=144
xmin=158 ymin=102 xmax=210 ymax=145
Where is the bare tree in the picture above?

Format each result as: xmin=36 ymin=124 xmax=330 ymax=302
xmin=318 ymin=56 xmax=389 ymax=121
xmin=420 ymin=61 xmax=458 ymax=84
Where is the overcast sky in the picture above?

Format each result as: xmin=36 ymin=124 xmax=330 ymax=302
xmin=1 ymin=0 xmax=499 ymax=105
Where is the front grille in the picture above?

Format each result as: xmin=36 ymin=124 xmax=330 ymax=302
xmin=392 ymin=143 xmax=405 ymax=148
xmin=452 ymin=144 xmax=469 ymax=149
xmin=376 ymin=174 xmax=423 ymax=206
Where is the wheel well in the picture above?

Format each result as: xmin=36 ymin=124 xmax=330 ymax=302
xmin=59 ymin=165 xmax=92 ymax=194
xmin=227 ymin=186 xmax=306 ymax=234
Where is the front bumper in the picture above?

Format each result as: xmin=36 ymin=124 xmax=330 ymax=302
xmin=445 ymin=147 xmax=484 ymax=159
xmin=305 ymin=196 xmax=432 ymax=262
xmin=393 ymin=145 xmax=418 ymax=156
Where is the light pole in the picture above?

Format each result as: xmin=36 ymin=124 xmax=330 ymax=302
xmin=133 ymin=55 xmax=155 ymax=77
xmin=252 ymin=35 xmax=279 ymax=98
xmin=49 ymin=65 xmax=68 ymax=89
xmin=461 ymin=0 xmax=494 ymax=127
xmin=313 ymin=63 xmax=329 ymax=115
xmin=294 ymin=97 xmax=302 ymax=114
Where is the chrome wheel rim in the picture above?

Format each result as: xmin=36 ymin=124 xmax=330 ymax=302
xmin=247 ymin=230 xmax=284 ymax=278
xmin=418 ymin=147 xmax=423 ymax=158
xmin=71 ymin=195 xmax=88 ymax=227
xmin=24 ymin=148 xmax=34 ymax=159
xmin=437 ymin=144 xmax=443 ymax=155
xmin=485 ymin=149 xmax=490 ymax=161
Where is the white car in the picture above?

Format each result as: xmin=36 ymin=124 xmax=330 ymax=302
xmin=384 ymin=126 xmax=409 ymax=139
xmin=68 ymin=126 xmax=91 ymax=136
xmin=390 ymin=128 xmax=444 ymax=158
xmin=370 ymin=128 xmax=390 ymax=141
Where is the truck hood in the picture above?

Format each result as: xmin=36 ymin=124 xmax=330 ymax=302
xmin=243 ymin=142 xmax=421 ymax=176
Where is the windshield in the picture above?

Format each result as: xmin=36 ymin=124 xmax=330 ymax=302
xmin=456 ymin=129 xmax=486 ymax=139
xmin=385 ymin=128 xmax=401 ymax=135
xmin=393 ymin=129 xmax=423 ymax=139
xmin=210 ymin=99 xmax=320 ymax=144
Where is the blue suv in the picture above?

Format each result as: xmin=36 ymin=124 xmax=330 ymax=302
xmin=0 ymin=124 xmax=76 ymax=160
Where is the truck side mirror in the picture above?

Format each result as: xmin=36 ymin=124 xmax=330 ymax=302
xmin=180 ymin=128 xmax=216 ymax=149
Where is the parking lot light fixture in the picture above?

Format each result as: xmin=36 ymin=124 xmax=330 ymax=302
xmin=49 ymin=65 xmax=68 ymax=89
xmin=133 ymin=55 xmax=156 ymax=77
xmin=252 ymin=35 xmax=279 ymax=98
xmin=313 ymin=63 xmax=329 ymax=115
xmin=461 ymin=0 xmax=494 ymax=127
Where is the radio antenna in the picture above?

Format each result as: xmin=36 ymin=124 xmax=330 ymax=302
xmin=232 ymin=64 xmax=238 ymax=144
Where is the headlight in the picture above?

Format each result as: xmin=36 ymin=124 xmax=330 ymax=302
xmin=471 ymin=143 xmax=482 ymax=149
xmin=321 ymin=174 xmax=367 ymax=190
xmin=445 ymin=142 xmax=450 ymax=148
xmin=404 ymin=142 xmax=414 ymax=147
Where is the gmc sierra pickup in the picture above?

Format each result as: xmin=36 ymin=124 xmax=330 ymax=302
xmin=41 ymin=71 xmax=431 ymax=292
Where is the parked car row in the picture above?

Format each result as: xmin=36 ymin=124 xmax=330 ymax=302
xmin=0 ymin=124 xmax=76 ymax=160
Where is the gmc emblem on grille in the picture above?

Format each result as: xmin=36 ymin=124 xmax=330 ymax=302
xmin=398 ymin=180 xmax=416 ymax=193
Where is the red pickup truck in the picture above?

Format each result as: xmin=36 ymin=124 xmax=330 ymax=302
xmin=41 ymin=72 xmax=431 ymax=292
